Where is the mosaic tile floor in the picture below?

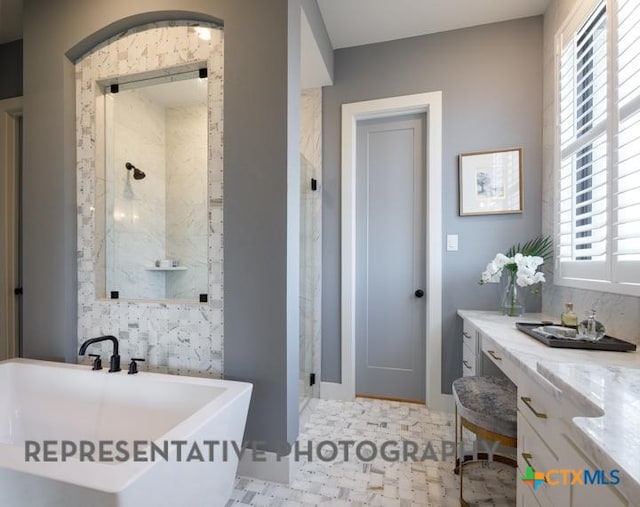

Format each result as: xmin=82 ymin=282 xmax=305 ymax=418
xmin=230 ymin=398 xmax=516 ymax=506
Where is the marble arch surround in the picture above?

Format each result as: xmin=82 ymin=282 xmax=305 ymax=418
xmin=75 ymin=22 xmax=224 ymax=377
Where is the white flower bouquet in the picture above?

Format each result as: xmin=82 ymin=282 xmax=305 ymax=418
xmin=480 ymin=236 xmax=552 ymax=316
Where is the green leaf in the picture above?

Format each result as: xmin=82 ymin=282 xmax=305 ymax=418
xmin=505 ymin=235 xmax=553 ymax=261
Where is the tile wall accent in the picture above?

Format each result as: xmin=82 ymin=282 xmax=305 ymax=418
xmin=300 ymin=88 xmax=322 ymax=401
xmin=76 ymin=23 xmax=224 ymax=376
xmin=541 ymin=1 xmax=640 ymax=345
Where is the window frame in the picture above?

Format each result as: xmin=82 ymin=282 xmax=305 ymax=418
xmin=553 ymin=0 xmax=640 ymax=297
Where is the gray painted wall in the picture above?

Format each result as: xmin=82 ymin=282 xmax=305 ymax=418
xmin=321 ymin=17 xmax=543 ymax=392
xmin=300 ymin=0 xmax=333 ymax=83
xmin=0 ymin=40 xmax=22 ymax=99
xmin=22 ymin=0 xmax=300 ymax=449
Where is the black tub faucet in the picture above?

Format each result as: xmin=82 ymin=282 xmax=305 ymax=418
xmin=79 ymin=335 xmax=121 ymax=372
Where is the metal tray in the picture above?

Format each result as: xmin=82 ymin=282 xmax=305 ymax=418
xmin=515 ymin=322 xmax=637 ymax=352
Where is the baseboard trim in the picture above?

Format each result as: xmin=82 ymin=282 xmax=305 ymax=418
xmin=430 ymin=393 xmax=455 ymax=413
xmin=322 ymin=382 xmax=454 ymax=413
xmin=237 ymin=450 xmax=296 ymax=484
xmin=356 ymin=393 xmax=425 ymax=404
xmin=320 ymin=381 xmax=353 ymax=401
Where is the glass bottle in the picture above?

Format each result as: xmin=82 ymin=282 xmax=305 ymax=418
xmin=561 ymin=302 xmax=578 ymax=328
xmin=578 ymin=309 xmax=605 ymax=342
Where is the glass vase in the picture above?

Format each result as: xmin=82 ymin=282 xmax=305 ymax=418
xmin=500 ymin=272 xmax=524 ymax=317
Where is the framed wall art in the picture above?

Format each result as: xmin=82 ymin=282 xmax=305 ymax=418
xmin=459 ymin=147 xmax=523 ymax=216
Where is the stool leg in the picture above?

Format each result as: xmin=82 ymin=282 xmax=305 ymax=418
xmin=459 ymin=411 xmax=464 ymax=506
xmin=454 ymin=404 xmax=458 ymax=471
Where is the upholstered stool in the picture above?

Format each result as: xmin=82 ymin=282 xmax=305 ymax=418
xmin=452 ymin=376 xmax=517 ymax=507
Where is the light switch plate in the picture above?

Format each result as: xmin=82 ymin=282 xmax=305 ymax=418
xmin=447 ymin=234 xmax=459 ymax=251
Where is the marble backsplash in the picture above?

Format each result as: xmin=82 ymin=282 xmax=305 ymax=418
xmin=541 ymin=0 xmax=640 ymax=346
xmin=76 ymin=23 xmax=224 ymax=376
xmin=542 ymin=284 xmax=640 ymax=345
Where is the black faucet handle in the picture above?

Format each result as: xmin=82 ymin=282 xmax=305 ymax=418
xmin=88 ymin=354 xmax=102 ymax=370
xmin=128 ymin=358 xmax=145 ymax=375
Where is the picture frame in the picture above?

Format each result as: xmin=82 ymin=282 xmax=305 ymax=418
xmin=458 ymin=147 xmax=523 ymax=216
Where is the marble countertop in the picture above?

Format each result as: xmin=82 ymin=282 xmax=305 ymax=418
xmin=457 ymin=310 xmax=640 ymax=500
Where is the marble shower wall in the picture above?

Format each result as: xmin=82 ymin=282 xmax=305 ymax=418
xmin=76 ymin=23 xmax=224 ymax=376
xmin=107 ymin=89 xmax=167 ymax=299
xmin=106 ymin=96 xmax=207 ymax=300
xmin=166 ymin=104 xmax=208 ymax=299
xmin=542 ymin=1 xmax=640 ymax=345
xmin=300 ymin=88 xmax=322 ymax=400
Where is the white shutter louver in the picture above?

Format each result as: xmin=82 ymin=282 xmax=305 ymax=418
xmin=558 ymin=2 xmax=608 ymax=281
xmin=555 ymin=0 xmax=640 ymax=293
xmin=614 ymin=0 xmax=640 ymax=282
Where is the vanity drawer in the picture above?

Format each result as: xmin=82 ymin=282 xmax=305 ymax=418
xmin=518 ymin=412 xmax=569 ymax=507
xmin=481 ymin=339 xmax=518 ymax=382
xmin=517 ymin=475 xmax=542 ymax=507
xmin=561 ymin=434 xmax=629 ymax=507
xmin=462 ymin=321 xmax=478 ymax=352
xmin=517 ymin=373 xmax=565 ymax=434
xmin=462 ymin=343 xmax=476 ymax=376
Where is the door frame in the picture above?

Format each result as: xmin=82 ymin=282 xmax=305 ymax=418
xmin=327 ymin=92 xmax=451 ymax=411
xmin=0 ymin=96 xmax=22 ymax=360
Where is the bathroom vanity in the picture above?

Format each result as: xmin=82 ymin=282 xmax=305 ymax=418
xmin=458 ymin=310 xmax=640 ymax=507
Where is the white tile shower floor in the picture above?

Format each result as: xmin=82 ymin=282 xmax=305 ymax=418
xmin=229 ymin=398 xmax=516 ymax=506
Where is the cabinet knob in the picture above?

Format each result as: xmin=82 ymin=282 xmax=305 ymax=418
xmin=415 ymin=289 xmax=424 ymax=298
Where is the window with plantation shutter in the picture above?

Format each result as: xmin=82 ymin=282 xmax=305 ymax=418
xmin=614 ymin=0 xmax=640 ymax=283
xmin=555 ymin=0 xmax=640 ymax=295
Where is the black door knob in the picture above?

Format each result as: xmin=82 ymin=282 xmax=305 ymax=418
xmin=415 ymin=289 xmax=424 ymax=298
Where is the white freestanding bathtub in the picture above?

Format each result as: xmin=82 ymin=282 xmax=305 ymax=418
xmin=0 ymin=358 xmax=252 ymax=507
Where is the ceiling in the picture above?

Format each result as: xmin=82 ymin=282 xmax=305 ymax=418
xmin=317 ymin=0 xmax=550 ymax=49
xmin=0 ymin=0 xmax=551 ymax=56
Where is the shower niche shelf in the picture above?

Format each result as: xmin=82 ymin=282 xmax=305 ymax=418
xmin=146 ymin=267 xmax=188 ymax=271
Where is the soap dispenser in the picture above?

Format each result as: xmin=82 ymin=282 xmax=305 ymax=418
xmin=561 ymin=302 xmax=578 ymax=328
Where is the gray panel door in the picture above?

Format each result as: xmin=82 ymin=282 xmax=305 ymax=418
xmin=355 ymin=114 xmax=426 ymax=401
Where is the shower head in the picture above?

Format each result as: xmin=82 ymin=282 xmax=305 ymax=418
xmin=125 ymin=162 xmax=146 ymax=180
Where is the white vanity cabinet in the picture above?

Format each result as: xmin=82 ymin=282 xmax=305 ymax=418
xmin=560 ymin=434 xmax=629 ymax=506
xmin=457 ymin=311 xmax=636 ymax=507
xmin=461 ymin=320 xmax=479 ymax=376
xmin=516 ymin=381 xmax=572 ymax=507
xmin=462 ymin=319 xmax=505 ymax=378
xmin=481 ymin=338 xmax=519 ymax=382
xmin=514 ymin=362 xmax=627 ymax=507
xmin=517 ymin=478 xmax=542 ymax=507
